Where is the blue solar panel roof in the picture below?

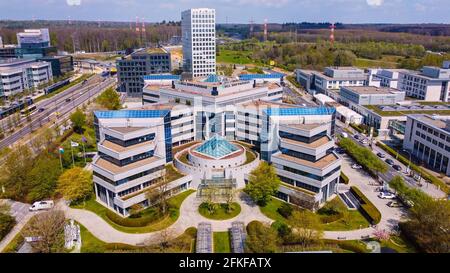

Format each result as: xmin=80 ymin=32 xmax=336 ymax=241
xmin=143 ymin=74 xmax=180 ymax=80
xmin=204 ymin=74 xmax=220 ymax=83
xmin=95 ymin=110 xmax=170 ymax=119
xmin=195 ymin=134 xmax=239 ymax=159
xmin=265 ymin=107 xmax=336 ymax=116
xmin=239 ymin=73 xmax=284 ymax=80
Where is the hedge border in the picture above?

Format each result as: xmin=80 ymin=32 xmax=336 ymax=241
xmin=376 ymin=142 xmax=449 ymax=194
xmin=340 ymin=172 xmax=349 ymax=185
xmin=350 ymin=186 xmax=381 ymax=225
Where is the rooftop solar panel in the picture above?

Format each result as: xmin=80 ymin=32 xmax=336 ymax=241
xmin=94 ymin=110 xmax=170 ymax=119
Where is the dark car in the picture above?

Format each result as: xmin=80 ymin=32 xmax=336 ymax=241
xmin=393 ymin=165 xmax=402 ymax=171
xmin=335 ymin=148 xmax=345 ymax=154
xmin=354 ymin=134 xmax=360 ymax=140
xmin=38 ymin=108 xmax=45 ymax=113
xmin=377 ymin=152 xmax=386 ymax=158
xmin=385 ymin=159 xmax=394 ymax=165
xmin=65 ymin=98 xmax=71 ymax=102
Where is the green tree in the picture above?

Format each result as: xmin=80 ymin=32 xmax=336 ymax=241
xmin=245 ymin=221 xmax=279 ymax=253
xmin=70 ymin=108 xmax=86 ymax=133
xmin=22 ymin=210 xmax=65 ymax=253
xmin=27 ymin=155 xmax=62 ymax=203
xmin=401 ymin=199 xmax=450 ymax=253
xmin=244 ymin=162 xmax=281 ymax=206
xmin=333 ymin=49 xmax=356 ymax=66
xmin=96 ymin=87 xmax=121 ymax=110
xmin=287 ymin=210 xmax=324 ymax=249
xmin=0 ymin=212 xmax=16 ymax=240
xmin=57 ymin=167 xmax=93 ymax=203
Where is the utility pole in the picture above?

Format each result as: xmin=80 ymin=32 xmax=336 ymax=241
xmin=329 ymin=22 xmax=336 ymax=47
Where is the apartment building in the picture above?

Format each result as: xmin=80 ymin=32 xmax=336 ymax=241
xmin=181 ymin=8 xmax=216 ymax=79
xmin=0 ymin=59 xmax=53 ymax=98
xmin=403 ymin=114 xmax=450 ymax=176
xmin=116 ymin=48 xmax=171 ymax=97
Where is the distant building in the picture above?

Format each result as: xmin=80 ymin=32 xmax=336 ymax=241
xmin=0 ymin=59 xmax=53 ymax=98
xmin=37 ymin=55 xmax=74 ymax=77
xmin=295 ymin=67 xmax=367 ymax=99
xmin=398 ymin=66 xmax=450 ymax=102
xmin=339 ymin=86 xmax=405 ymax=107
xmin=116 ymin=48 xmax=171 ymax=97
xmin=181 ymin=8 xmax=216 ymax=79
xmin=0 ymin=45 xmax=17 ymax=59
xmin=15 ymin=29 xmax=57 ymax=59
xmin=403 ymin=114 xmax=450 ymax=176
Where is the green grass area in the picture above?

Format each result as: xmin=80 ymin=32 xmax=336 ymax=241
xmin=378 ymin=235 xmax=417 ymax=253
xmin=35 ymin=74 xmax=94 ymax=103
xmin=71 ymin=189 xmax=195 ymax=234
xmin=198 ymin=202 xmax=241 ymax=220
xmin=165 ymin=164 xmax=185 ymax=182
xmin=260 ymin=197 xmax=370 ymax=231
xmin=213 ymin=232 xmax=231 ymax=253
xmin=318 ymin=197 xmax=370 ymax=231
xmin=1 ymin=229 xmax=24 ymax=253
xmin=355 ymin=58 xmax=397 ymax=69
xmin=244 ymin=149 xmax=256 ymax=165
xmin=217 ymin=49 xmax=262 ymax=65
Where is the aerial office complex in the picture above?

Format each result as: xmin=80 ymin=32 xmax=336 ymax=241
xmin=15 ymin=28 xmax=57 ymax=59
xmin=403 ymin=114 xmax=450 ymax=176
xmin=93 ymin=74 xmax=341 ymax=216
xmin=116 ymin=48 xmax=171 ymax=97
xmin=0 ymin=58 xmax=53 ymax=98
xmin=181 ymin=8 xmax=216 ymax=79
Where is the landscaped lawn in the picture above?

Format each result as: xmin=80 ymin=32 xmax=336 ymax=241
xmin=378 ymin=235 xmax=417 ymax=253
xmin=217 ymin=49 xmax=256 ymax=64
xmin=198 ymin=202 xmax=241 ymax=220
xmin=260 ymin=197 xmax=370 ymax=231
xmin=71 ymin=189 xmax=195 ymax=234
xmin=213 ymin=232 xmax=231 ymax=253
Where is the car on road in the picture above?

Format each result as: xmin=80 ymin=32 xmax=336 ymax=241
xmin=335 ymin=148 xmax=345 ymax=154
xmin=377 ymin=152 xmax=385 ymax=158
xmin=378 ymin=192 xmax=396 ymax=199
xmin=354 ymin=134 xmax=360 ymax=140
xmin=387 ymin=201 xmax=403 ymax=208
xmin=341 ymin=132 xmax=348 ymax=138
xmin=352 ymin=164 xmax=362 ymax=169
xmin=29 ymin=200 xmax=54 ymax=211
xmin=360 ymin=138 xmax=369 ymax=145
xmin=385 ymin=159 xmax=395 ymax=165
xmin=38 ymin=108 xmax=45 ymax=113
xmin=65 ymin=98 xmax=71 ymax=102
xmin=393 ymin=165 xmax=402 ymax=172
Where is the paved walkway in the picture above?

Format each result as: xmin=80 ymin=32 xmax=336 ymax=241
xmin=57 ymin=191 xmax=273 ymax=246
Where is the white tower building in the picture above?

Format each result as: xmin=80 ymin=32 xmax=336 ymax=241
xmin=181 ymin=8 xmax=216 ymax=79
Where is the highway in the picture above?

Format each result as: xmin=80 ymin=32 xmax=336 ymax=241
xmin=0 ymin=74 xmax=115 ymax=150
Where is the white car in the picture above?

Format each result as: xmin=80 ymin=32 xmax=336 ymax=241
xmin=378 ymin=192 xmax=396 ymax=199
xmin=341 ymin=132 xmax=348 ymax=138
xmin=351 ymin=164 xmax=362 ymax=169
xmin=29 ymin=200 xmax=54 ymax=211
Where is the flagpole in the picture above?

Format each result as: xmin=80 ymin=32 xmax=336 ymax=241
xmin=82 ymin=142 xmax=86 ymax=165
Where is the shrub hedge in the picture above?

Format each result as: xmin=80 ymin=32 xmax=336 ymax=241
xmin=277 ymin=203 xmax=293 ymax=218
xmin=350 ymin=186 xmax=381 ymax=224
xmin=320 ymin=212 xmax=344 ymax=224
xmin=323 ymin=239 xmax=368 ymax=253
xmin=105 ymin=209 xmax=162 ymax=227
xmin=340 ymin=172 xmax=349 ymax=185
xmin=0 ymin=213 xmax=16 ymax=241
xmin=376 ymin=142 xmax=449 ymax=194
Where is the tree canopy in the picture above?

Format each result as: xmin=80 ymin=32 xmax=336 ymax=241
xmin=244 ymin=162 xmax=281 ymax=206
xmin=70 ymin=108 xmax=86 ymax=134
xmin=245 ymin=221 xmax=279 ymax=253
xmin=339 ymin=138 xmax=388 ymax=174
xmin=96 ymin=87 xmax=121 ymax=110
xmin=57 ymin=167 xmax=93 ymax=203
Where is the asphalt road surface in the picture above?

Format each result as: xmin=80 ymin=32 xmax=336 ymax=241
xmin=0 ymin=75 xmax=115 ymax=150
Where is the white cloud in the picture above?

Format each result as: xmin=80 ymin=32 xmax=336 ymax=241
xmin=366 ymin=0 xmax=384 ymax=6
xmin=66 ymin=0 xmax=81 ymax=6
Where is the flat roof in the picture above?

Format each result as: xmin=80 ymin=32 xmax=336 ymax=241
xmin=108 ymin=127 xmax=147 ymax=134
xmin=284 ymin=123 xmax=324 ymax=131
xmin=342 ymin=86 xmax=402 ymax=95
xmin=409 ymin=114 xmax=450 ymax=132
xmin=274 ymin=152 xmax=339 ymax=169
xmin=101 ymin=139 xmax=151 ymax=153
xmin=239 ymin=100 xmax=295 ymax=110
xmin=94 ymin=156 xmax=163 ymax=175
xmin=282 ymin=136 xmax=331 ymax=149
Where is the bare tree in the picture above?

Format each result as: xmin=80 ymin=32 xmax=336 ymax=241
xmin=145 ymin=175 xmax=171 ymax=215
xmin=22 ymin=210 xmax=66 ymax=253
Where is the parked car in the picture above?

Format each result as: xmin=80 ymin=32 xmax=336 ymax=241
xmin=387 ymin=201 xmax=403 ymax=208
xmin=377 ymin=152 xmax=386 ymax=158
xmin=360 ymin=139 xmax=369 ymax=145
xmin=29 ymin=200 xmax=54 ymax=211
xmin=354 ymin=134 xmax=360 ymax=140
xmin=352 ymin=164 xmax=363 ymax=169
xmin=341 ymin=132 xmax=348 ymax=138
xmin=393 ymin=165 xmax=402 ymax=172
xmin=378 ymin=192 xmax=396 ymax=199
xmin=385 ymin=159 xmax=395 ymax=165
xmin=65 ymin=98 xmax=71 ymax=102
xmin=335 ymin=148 xmax=345 ymax=154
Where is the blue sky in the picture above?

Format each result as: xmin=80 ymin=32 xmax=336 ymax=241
xmin=0 ymin=0 xmax=449 ymax=24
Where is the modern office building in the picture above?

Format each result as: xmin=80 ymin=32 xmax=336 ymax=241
xmin=0 ymin=59 xmax=53 ymax=98
xmin=295 ymin=67 xmax=367 ymax=98
xmin=93 ymin=76 xmax=341 ymax=215
xmin=339 ymin=86 xmax=405 ymax=108
xmin=181 ymin=8 xmax=216 ymax=79
xmin=0 ymin=45 xmax=17 ymax=59
xmin=17 ymin=29 xmax=51 ymax=48
xmin=116 ymin=48 xmax=171 ymax=97
xmin=397 ymin=66 xmax=450 ymax=102
xmin=37 ymin=55 xmax=74 ymax=77
xmin=403 ymin=114 xmax=450 ymax=176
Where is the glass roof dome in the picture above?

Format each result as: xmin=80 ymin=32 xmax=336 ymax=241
xmin=195 ymin=134 xmax=240 ymax=159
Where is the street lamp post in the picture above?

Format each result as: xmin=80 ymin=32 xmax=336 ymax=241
xmin=402 ymin=149 xmax=412 ymax=175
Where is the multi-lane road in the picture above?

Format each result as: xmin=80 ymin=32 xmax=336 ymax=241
xmin=0 ymin=74 xmax=116 ymax=150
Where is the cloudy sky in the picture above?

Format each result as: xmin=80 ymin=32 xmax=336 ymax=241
xmin=0 ymin=0 xmax=449 ymax=24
